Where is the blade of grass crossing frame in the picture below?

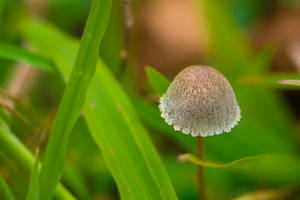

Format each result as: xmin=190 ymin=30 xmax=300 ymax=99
xmin=178 ymin=153 xmax=300 ymax=182
xmin=0 ymin=174 xmax=15 ymax=200
xmin=39 ymin=1 xmax=112 ymax=200
xmin=26 ymin=150 xmax=40 ymax=200
xmin=0 ymin=117 xmax=76 ymax=200
xmin=145 ymin=66 xmax=170 ymax=96
xmin=24 ymin=22 xmax=178 ymax=200
xmin=0 ymin=42 xmax=55 ymax=72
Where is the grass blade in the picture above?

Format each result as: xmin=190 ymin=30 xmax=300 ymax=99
xmin=238 ymin=73 xmax=300 ymax=88
xmin=145 ymin=66 xmax=170 ymax=96
xmin=178 ymin=153 xmax=300 ymax=183
xmin=277 ymin=80 xmax=300 ymax=87
xmin=24 ymin=22 xmax=178 ymax=199
xmin=178 ymin=153 xmax=272 ymax=169
xmin=0 ymin=117 xmax=76 ymax=200
xmin=0 ymin=42 xmax=55 ymax=72
xmin=39 ymin=1 xmax=112 ymax=199
xmin=0 ymin=174 xmax=15 ymax=200
xmin=26 ymin=149 xmax=40 ymax=200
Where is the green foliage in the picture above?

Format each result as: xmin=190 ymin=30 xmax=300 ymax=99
xmin=179 ymin=152 xmax=300 ymax=178
xmin=0 ymin=116 xmax=75 ymax=199
xmin=63 ymin=161 xmax=91 ymax=200
xmin=0 ymin=42 xmax=55 ymax=72
xmin=24 ymin=21 xmax=177 ymax=200
xmin=143 ymin=52 xmax=300 ymax=195
xmin=100 ymin=0 xmax=124 ymax=74
xmin=131 ymin=95 xmax=196 ymax=153
xmin=0 ymin=0 xmax=4 ymax=27
xmin=26 ymin=150 xmax=40 ymax=200
xmin=0 ymin=174 xmax=15 ymax=200
xmin=238 ymin=73 xmax=300 ymax=89
xmin=145 ymin=67 xmax=170 ymax=96
xmin=1 ymin=0 xmax=300 ymax=199
xmin=39 ymin=0 xmax=112 ymax=199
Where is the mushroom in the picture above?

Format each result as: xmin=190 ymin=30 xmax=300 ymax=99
xmin=159 ymin=65 xmax=241 ymax=137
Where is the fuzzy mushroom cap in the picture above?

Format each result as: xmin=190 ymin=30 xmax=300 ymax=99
xmin=159 ymin=65 xmax=241 ymax=137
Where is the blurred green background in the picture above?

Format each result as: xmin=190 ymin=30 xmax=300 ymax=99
xmin=1 ymin=0 xmax=300 ymax=199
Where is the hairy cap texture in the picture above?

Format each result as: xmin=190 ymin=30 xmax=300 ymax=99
xmin=159 ymin=65 xmax=241 ymax=137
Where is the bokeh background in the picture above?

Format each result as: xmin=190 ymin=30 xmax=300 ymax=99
xmin=1 ymin=0 xmax=300 ymax=199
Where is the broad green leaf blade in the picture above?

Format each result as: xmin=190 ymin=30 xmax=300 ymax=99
xmin=277 ymin=80 xmax=300 ymax=87
xmin=145 ymin=67 xmax=170 ymax=96
xmin=26 ymin=150 xmax=40 ymax=200
xmin=84 ymin=62 xmax=177 ymax=199
xmin=25 ymin=22 xmax=178 ymax=200
xmin=0 ymin=42 xmax=55 ymax=72
xmin=39 ymin=1 xmax=112 ymax=199
xmin=0 ymin=117 xmax=75 ymax=200
xmin=100 ymin=0 xmax=124 ymax=74
xmin=0 ymin=174 xmax=15 ymax=200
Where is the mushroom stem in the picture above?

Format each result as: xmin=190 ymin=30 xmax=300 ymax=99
xmin=197 ymin=137 xmax=206 ymax=200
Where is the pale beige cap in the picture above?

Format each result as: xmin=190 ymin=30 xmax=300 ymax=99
xmin=159 ymin=66 xmax=241 ymax=137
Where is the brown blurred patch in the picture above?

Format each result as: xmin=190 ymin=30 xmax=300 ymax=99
xmin=252 ymin=4 xmax=300 ymax=72
xmin=136 ymin=0 xmax=207 ymax=76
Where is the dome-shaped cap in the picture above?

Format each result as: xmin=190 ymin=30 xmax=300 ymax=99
xmin=159 ymin=65 xmax=241 ymax=137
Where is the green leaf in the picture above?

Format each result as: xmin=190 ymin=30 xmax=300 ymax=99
xmin=178 ymin=153 xmax=272 ymax=169
xmin=63 ymin=161 xmax=91 ymax=200
xmin=0 ymin=117 xmax=75 ymax=200
xmin=179 ymin=153 xmax=300 ymax=184
xmin=0 ymin=174 xmax=15 ymax=200
xmin=0 ymin=42 xmax=55 ymax=72
xmin=145 ymin=67 xmax=170 ymax=96
xmin=24 ymin=21 xmax=177 ymax=200
xmin=100 ymin=0 xmax=124 ymax=74
xmin=39 ymin=1 xmax=113 ymax=199
xmin=26 ymin=150 xmax=40 ymax=200
xmin=249 ymin=45 xmax=275 ymax=75
xmin=238 ymin=73 xmax=300 ymax=89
